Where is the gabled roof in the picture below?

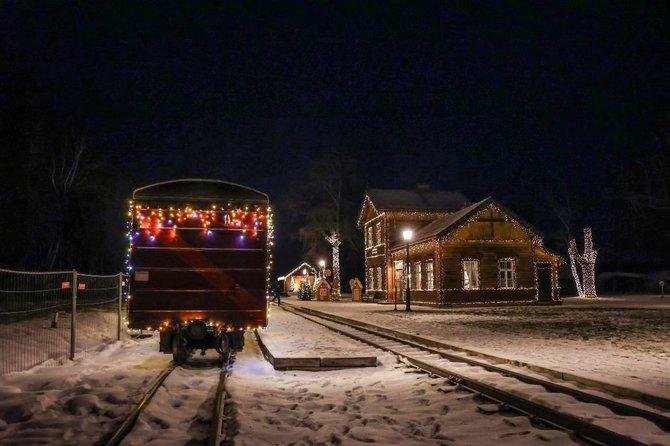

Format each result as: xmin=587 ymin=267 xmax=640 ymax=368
xmin=285 ymin=262 xmax=315 ymax=277
xmin=367 ymin=188 xmax=469 ymax=212
xmin=358 ymin=187 xmax=469 ymax=225
xmin=391 ymin=197 xmax=542 ymax=249
xmin=313 ymin=278 xmax=331 ymax=290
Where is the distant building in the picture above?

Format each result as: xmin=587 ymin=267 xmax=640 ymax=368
xmin=358 ymin=187 xmax=562 ymax=304
xmin=281 ymin=262 xmax=316 ymax=293
xmin=596 ymin=271 xmax=670 ymax=294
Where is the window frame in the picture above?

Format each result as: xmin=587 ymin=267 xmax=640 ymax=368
xmin=413 ymin=261 xmax=422 ymax=290
xmin=425 ymin=260 xmax=434 ymax=290
xmin=462 ymin=259 xmax=480 ymax=290
xmin=375 ymin=222 xmax=382 ymax=246
xmin=498 ymin=258 xmax=516 ymax=289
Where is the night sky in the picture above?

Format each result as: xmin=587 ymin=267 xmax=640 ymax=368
xmin=1 ymin=1 xmax=669 ymax=277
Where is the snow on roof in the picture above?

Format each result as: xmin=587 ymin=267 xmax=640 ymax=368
xmin=285 ymin=262 xmax=315 ymax=277
xmin=313 ymin=277 xmax=331 ymax=289
xmin=365 ymin=188 xmax=470 ymax=212
xmin=391 ymin=197 xmax=542 ymax=249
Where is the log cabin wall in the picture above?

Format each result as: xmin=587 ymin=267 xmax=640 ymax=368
xmin=383 ymin=211 xmax=448 ymax=301
xmin=439 ymin=241 xmax=537 ymax=303
xmin=390 ymin=240 xmax=440 ymax=303
xmin=363 ymin=212 xmax=386 ymax=295
xmin=534 ymin=246 xmax=562 ymax=299
xmin=364 ymin=210 xmax=447 ymax=299
xmin=438 ymin=206 xmax=541 ymax=303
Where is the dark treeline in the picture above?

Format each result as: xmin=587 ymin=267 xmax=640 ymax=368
xmin=1 ymin=2 xmax=669 ymax=275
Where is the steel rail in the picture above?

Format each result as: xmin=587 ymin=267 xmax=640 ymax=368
xmin=102 ymin=355 xmax=232 ymax=446
xmin=209 ymin=353 xmax=233 ymax=446
xmin=285 ymin=306 xmax=665 ymax=446
xmin=289 ymin=305 xmax=670 ymax=426
xmin=103 ymin=361 xmax=178 ymax=446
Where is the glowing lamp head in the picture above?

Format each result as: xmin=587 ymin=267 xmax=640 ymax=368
xmin=319 ymin=260 xmax=325 ymax=268
xmin=402 ymin=229 xmax=413 ymax=241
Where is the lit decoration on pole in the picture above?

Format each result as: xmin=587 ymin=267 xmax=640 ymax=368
xmin=402 ymin=229 xmax=413 ymax=311
xmin=325 ymin=231 xmax=341 ymax=298
xmin=568 ymin=228 xmax=597 ymax=298
xmin=568 ymin=239 xmax=584 ymax=298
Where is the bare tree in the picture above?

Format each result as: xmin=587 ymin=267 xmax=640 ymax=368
xmin=286 ymin=149 xmax=363 ymax=296
xmin=47 ymin=138 xmax=87 ymax=268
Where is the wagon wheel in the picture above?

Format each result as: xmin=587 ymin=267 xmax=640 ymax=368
xmin=216 ymin=334 xmax=230 ymax=367
xmin=171 ymin=332 xmax=188 ymax=364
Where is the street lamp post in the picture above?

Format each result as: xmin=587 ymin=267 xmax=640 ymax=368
xmin=402 ymin=229 xmax=413 ymax=312
xmin=318 ymin=259 xmax=325 ymax=279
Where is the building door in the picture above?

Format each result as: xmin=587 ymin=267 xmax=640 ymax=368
xmin=393 ymin=260 xmax=404 ymax=302
xmin=536 ymin=263 xmax=552 ymax=302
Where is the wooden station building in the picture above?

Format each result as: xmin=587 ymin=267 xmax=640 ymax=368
xmin=358 ymin=187 xmax=562 ymax=304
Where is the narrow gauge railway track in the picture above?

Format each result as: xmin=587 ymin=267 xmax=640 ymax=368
xmin=101 ymin=355 xmax=233 ymax=446
xmin=283 ymin=305 xmax=670 ymax=446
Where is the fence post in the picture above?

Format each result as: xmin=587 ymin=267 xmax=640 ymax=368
xmin=70 ymin=270 xmax=78 ymax=361
xmin=117 ymin=273 xmax=123 ymax=341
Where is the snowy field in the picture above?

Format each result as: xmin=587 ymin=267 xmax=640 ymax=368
xmin=0 ymin=295 xmax=668 ymax=445
xmin=289 ymin=294 xmax=670 ymax=400
xmin=226 ymin=332 xmax=577 ymax=446
xmin=0 ymin=325 xmax=579 ymax=446
xmin=0 ymin=336 xmax=170 ymax=445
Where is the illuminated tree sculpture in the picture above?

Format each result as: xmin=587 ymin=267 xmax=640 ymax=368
xmin=569 ymin=228 xmax=597 ymax=298
xmin=567 ymin=239 xmax=584 ymax=298
xmin=324 ymin=231 xmax=341 ymax=298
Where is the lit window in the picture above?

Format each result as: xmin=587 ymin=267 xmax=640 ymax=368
xmin=407 ymin=261 xmax=411 ymax=289
xmin=375 ymin=222 xmax=382 ymax=246
xmin=413 ymin=262 xmax=422 ymax=290
xmin=463 ymin=260 xmax=480 ymax=290
xmin=393 ymin=260 xmax=404 ymax=291
xmin=498 ymin=259 xmax=515 ymax=289
xmin=367 ymin=268 xmax=373 ymax=290
xmin=376 ymin=267 xmax=382 ymax=291
xmin=367 ymin=226 xmax=373 ymax=247
xmin=425 ymin=261 xmax=434 ymax=290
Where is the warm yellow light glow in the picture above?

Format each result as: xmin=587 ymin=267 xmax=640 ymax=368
xmin=402 ymin=229 xmax=413 ymax=241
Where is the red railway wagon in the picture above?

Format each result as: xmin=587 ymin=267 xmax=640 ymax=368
xmin=127 ymin=179 xmax=272 ymax=362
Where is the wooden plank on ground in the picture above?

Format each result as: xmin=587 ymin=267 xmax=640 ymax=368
xmin=320 ymin=357 xmax=377 ymax=367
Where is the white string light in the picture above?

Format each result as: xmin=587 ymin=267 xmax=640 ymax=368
xmin=570 ymin=228 xmax=597 ymax=298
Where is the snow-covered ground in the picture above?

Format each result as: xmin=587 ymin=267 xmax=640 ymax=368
xmin=0 ymin=336 xmax=169 ymax=445
xmin=226 ymin=332 xmax=576 ymax=445
xmin=0 ymin=294 xmax=668 ymax=445
xmin=288 ymin=294 xmax=670 ymax=400
xmin=0 ymin=324 xmax=575 ymax=446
